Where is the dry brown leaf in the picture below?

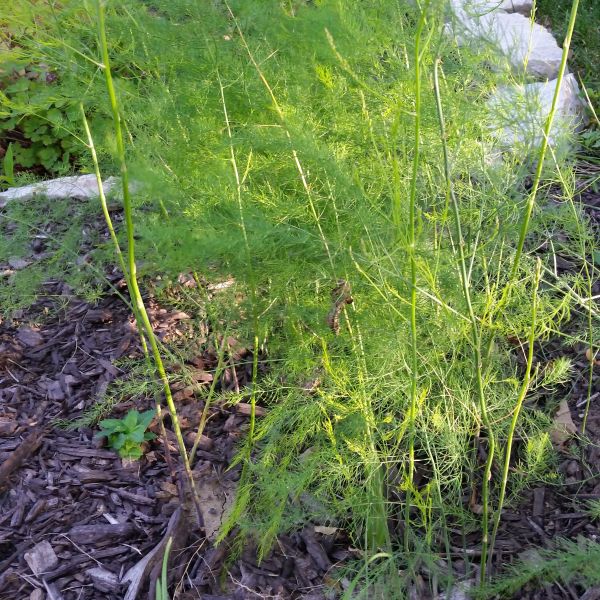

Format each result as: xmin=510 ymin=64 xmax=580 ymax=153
xmin=194 ymin=476 xmax=236 ymax=541
xmin=585 ymin=347 xmax=600 ymax=366
xmin=550 ymin=399 xmax=577 ymax=446
xmin=314 ymin=526 xmax=338 ymax=536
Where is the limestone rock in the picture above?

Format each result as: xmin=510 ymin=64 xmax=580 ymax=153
xmin=450 ymin=6 xmax=563 ymax=79
xmin=488 ymin=73 xmax=584 ymax=149
xmin=452 ymin=0 xmax=532 ymax=15
xmin=0 ymin=174 xmax=119 ymax=208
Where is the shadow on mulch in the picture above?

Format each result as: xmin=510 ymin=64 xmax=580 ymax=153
xmin=0 ymin=279 xmax=349 ymax=600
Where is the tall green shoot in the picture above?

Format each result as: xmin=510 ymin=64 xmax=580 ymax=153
xmin=433 ymin=57 xmax=495 ymax=583
xmin=509 ymin=0 xmax=580 ymax=282
xmin=402 ymin=0 xmax=430 ymax=555
xmin=94 ymin=0 xmax=200 ymax=513
xmin=488 ymin=259 xmax=542 ymax=569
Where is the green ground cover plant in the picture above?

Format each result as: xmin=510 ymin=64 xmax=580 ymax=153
xmin=97 ymin=408 xmax=156 ymax=459
xmin=0 ymin=1 xmax=98 ymax=176
xmin=1 ymin=0 xmax=598 ymax=597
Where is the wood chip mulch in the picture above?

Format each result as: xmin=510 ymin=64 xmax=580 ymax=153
xmin=0 ymin=187 xmax=598 ymax=599
xmin=0 ymin=279 xmax=349 ymax=600
xmin=474 ymin=187 xmax=600 ymax=599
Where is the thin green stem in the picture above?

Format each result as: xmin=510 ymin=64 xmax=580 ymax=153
xmin=403 ymin=1 xmax=430 ymax=555
xmin=509 ymin=0 xmax=580 ymax=282
xmin=488 ymin=259 xmax=541 ymax=571
xmin=217 ymin=72 xmax=261 ymax=459
xmin=188 ymin=335 xmax=227 ymax=464
xmin=80 ymin=103 xmax=180 ymax=467
xmin=79 ymin=103 xmax=150 ymax=356
xmin=96 ymin=0 xmax=200 ymax=515
xmin=433 ymin=58 xmax=495 ymax=584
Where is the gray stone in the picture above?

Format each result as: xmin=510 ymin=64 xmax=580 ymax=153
xmin=488 ymin=73 xmax=584 ymax=149
xmin=450 ymin=6 xmax=563 ymax=79
xmin=0 ymin=174 xmax=119 ymax=207
xmin=452 ymin=0 xmax=532 ymax=14
xmin=502 ymin=0 xmax=533 ymax=13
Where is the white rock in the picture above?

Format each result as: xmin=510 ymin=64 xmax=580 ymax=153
xmin=450 ymin=7 xmax=563 ymax=79
xmin=488 ymin=73 xmax=584 ymax=149
xmin=452 ymin=0 xmax=532 ymax=14
xmin=0 ymin=174 xmax=119 ymax=208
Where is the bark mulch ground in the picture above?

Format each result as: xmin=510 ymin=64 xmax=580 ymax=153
xmin=0 ymin=188 xmax=598 ymax=600
xmin=477 ymin=187 xmax=600 ymax=599
xmin=0 ymin=278 xmax=350 ymax=600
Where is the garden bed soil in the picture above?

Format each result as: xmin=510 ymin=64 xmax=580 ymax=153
xmin=0 ymin=276 xmax=353 ymax=600
xmin=0 ymin=188 xmax=598 ymax=599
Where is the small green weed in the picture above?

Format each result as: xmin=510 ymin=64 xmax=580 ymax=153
xmin=475 ymin=538 xmax=600 ymax=598
xmin=587 ymin=499 xmax=600 ymax=522
xmin=0 ymin=81 xmax=81 ymax=173
xmin=0 ymin=143 xmax=15 ymax=188
xmin=0 ymin=1 xmax=100 ymax=175
xmin=97 ymin=408 xmax=156 ymax=460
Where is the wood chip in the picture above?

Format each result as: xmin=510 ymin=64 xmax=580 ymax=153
xmin=190 ymin=369 xmax=213 ymax=383
xmin=236 ymin=402 xmax=266 ymax=417
xmin=184 ymin=432 xmax=213 ymax=451
xmin=532 ymin=487 xmax=545 ymax=519
xmin=68 ymin=523 xmax=136 ymax=544
xmin=84 ymin=309 xmax=113 ymax=323
xmin=17 ymin=326 xmax=44 ymax=347
xmin=55 ymin=446 xmax=116 ymax=459
xmin=0 ymin=428 xmax=44 ymax=491
xmin=77 ymin=470 xmax=118 ymax=484
xmin=86 ymin=567 xmax=121 ymax=593
xmin=109 ymin=487 xmax=154 ymax=506
xmin=24 ymin=540 xmax=59 ymax=576
xmin=0 ymin=416 xmax=17 ymax=437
